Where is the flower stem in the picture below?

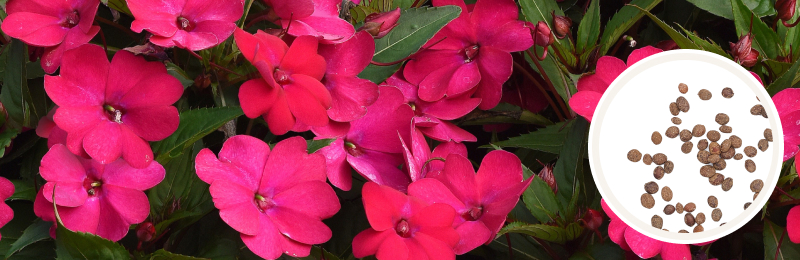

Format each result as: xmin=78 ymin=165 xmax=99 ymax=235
xmin=524 ymin=49 xmax=572 ymax=119
xmin=513 ymin=61 xmax=565 ymax=121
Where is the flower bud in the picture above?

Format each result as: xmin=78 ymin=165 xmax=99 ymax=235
xmin=739 ymin=48 xmax=760 ymax=67
xmin=581 ymin=209 xmax=604 ymax=230
xmin=551 ymin=12 xmax=572 ymax=39
xmin=537 ymin=162 xmax=557 ymax=194
xmin=136 ymin=222 xmax=156 ymax=242
xmin=730 ymin=33 xmax=753 ymax=60
xmin=776 ymin=0 xmax=797 ymax=23
xmin=361 ymin=8 xmax=401 ymax=39
xmin=655 ymin=40 xmax=679 ymax=51
xmin=534 ymin=21 xmax=554 ymax=47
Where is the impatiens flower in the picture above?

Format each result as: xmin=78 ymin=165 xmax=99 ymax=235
xmin=34 ymin=144 xmax=165 ymax=241
xmin=0 ymin=177 xmax=14 ymax=240
xmin=234 ymin=28 xmax=331 ymax=135
xmin=401 ymin=127 xmax=467 ymax=182
xmin=787 ymin=205 xmax=800 ymax=243
xmin=1 ymin=0 xmax=101 ymax=73
xmin=36 ymin=106 xmax=68 ymax=149
xmin=352 ymin=182 xmax=460 ymax=260
xmin=195 ymin=136 xmax=340 ymax=259
xmin=318 ymin=31 xmax=379 ymax=122
xmin=263 ymin=0 xmax=356 ymax=44
xmin=403 ymin=0 xmax=533 ymax=110
xmin=772 ymin=88 xmax=800 ymax=160
xmin=44 ymin=45 xmax=183 ymax=168
xmin=314 ymin=86 xmax=414 ymax=191
xmin=361 ymin=8 xmax=401 ymax=39
xmin=128 ymin=0 xmax=244 ymax=51
xmin=408 ymin=150 xmax=533 ymax=254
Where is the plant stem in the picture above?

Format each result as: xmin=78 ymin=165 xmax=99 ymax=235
xmin=525 ymin=49 xmax=572 ymax=119
xmin=513 ymin=61 xmax=565 ymax=121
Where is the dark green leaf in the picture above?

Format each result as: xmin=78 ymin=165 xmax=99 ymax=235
xmin=686 ymin=0 xmax=775 ymax=19
xmin=576 ymin=0 xmax=600 ymax=53
xmin=522 ymin=168 xmax=562 ymax=224
xmin=166 ymin=62 xmax=194 ymax=90
xmin=308 ymin=138 xmax=336 ymax=153
xmin=678 ymin=25 xmax=732 ymax=58
xmin=291 ymin=246 xmax=342 ymax=260
xmin=568 ymin=241 xmax=626 ymax=260
xmin=564 ymin=222 xmax=583 ymax=241
xmin=496 ymin=222 xmax=567 ymax=244
xmin=487 ymin=233 xmax=551 ymax=260
xmin=150 ymin=249 xmax=210 ymax=260
xmin=599 ymin=0 xmax=663 ymax=55
xmin=0 ymin=128 xmax=18 ymax=158
xmin=0 ymin=40 xmax=41 ymax=129
xmin=149 ymin=143 xmax=213 ymax=233
xmin=25 ymin=61 xmax=45 ymax=79
xmin=105 ymin=0 xmax=132 ymax=15
xmin=5 ymin=220 xmax=51 ymax=258
xmin=55 ymin=223 xmax=132 ymax=260
xmin=358 ymin=6 xmax=462 ymax=83
xmin=731 ymin=0 xmax=782 ymax=59
xmin=482 ymin=121 xmax=571 ymax=154
xmin=151 ymin=106 xmax=243 ymax=163
xmin=632 ymin=5 xmax=700 ymax=50
xmin=553 ymin=118 xmax=588 ymax=220
xmin=9 ymin=179 xmax=35 ymax=201
xmin=764 ymin=220 xmax=800 ymax=259
xmin=768 ymin=56 xmax=800 ymax=95
xmin=520 ymin=0 xmax=563 ymax=25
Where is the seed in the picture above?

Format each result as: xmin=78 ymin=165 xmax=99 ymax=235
xmin=681 ymin=142 xmax=694 ymax=153
xmin=708 ymin=196 xmax=718 ymax=208
xmin=721 ymin=147 xmax=735 ymax=159
xmin=664 ymin=204 xmax=676 ymax=215
xmin=670 ymin=102 xmax=679 ymax=116
xmin=714 ymin=160 xmax=727 ymax=170
xmin=712 ymin=208 xmax=722 ymax=221
xmin=680 ymin=129 xmax=693 ymax=142
xmin=715 ymin=113 xmax=730 ymax=125
xmin=759 ymin=139 xmax=769 ymax=151
xmin=685 ymin=213 xmax=696 ymax=226
xmin=696 ymin=213 xmax=706 ymax=224
xmin=679 ymin=83 xmax=688 ymax=94
xmin=709 ymin=142 xmax=721 ymax=155
xmin=721 ymin=139 xmax=732 ymax=152
xmin=721 ymin=223 xmax=726 ymax=226
xmin=654 ymin=166 xmax=665 ymax=180
xmin=707 ymin=130 xmax=721 ymax=142
xmin=652 ymin=131 xmax=663 ymax=144
xmin=734 ymin=153 xmax=743 ymax=160
xmin=663 ymin=229 xmax=668 ymax=232
xmin=643 ymin=154 xmax=653 ymax=165
xmin=744 ymin=146 xmax=757 ymax=157
xmin=663 ymin=161 xmax=674 ymax=173
xmin=677 ymin=96 xmax=690 ymax=112
xmin=722 ymin=87 xmax=734 ymax=98
xmin=698 ymin=139 xmax=709 ymax=150
xmin=708 ymin=154 xmax=721 ymax=163
xmin=699 ymin=89 xmax=712 ymax=100
xmin=745 ymin=159 xmax=756 ymax=172
xmin=730 ymin=135 xmax=742 ymax=148
xmin=653 ymin=153 xmax=667 ymax=165
xmin=765 ymin=128 xmax=773 ymax=142
xmin=652 ymin=215 xmax=664 ymax=229
xmin=662 ymin=186 xmax=673 ymax=201
xmin=694 ymin=225 xmax=704 ymax=233
xmin=722 ymin=177 xmax=733 ymax=191
xmin=692 ymin=124 xmax=706 ymax=137
xmin=679 ymin=230 xmax=689 ymax=233
xmin=751 ymin=179 xmax=764 ymax=192
xmin=751 ymin=104 xmax=764 ymax=116
xmin=642 ymin=193 xmax=655 ymax=208
xmin=754 ymin=192 xmax=760 ymax=200
xmin=744 ymin=202 xmax=752 ymax=210
xmin=720 ymin=125 xmax=732 ymax=133
xmin=627 ymin=149 xmax=642 ymax=162
xmin=697 ymin=150 xmax=710 ymax=163
xmin=645 ymin=181 xmax=659 ymax=194
xmin=684 ymin=202 xmax=696 ymax=212
xmin=672 ymin=117 xmax=682 ymax=125
xmin=709 ymin=173 xmax=724 ymax=186
xmin=700 ymin=165 xmax=716 ymax=177
xmin=666 ymin=126 xmax=680 ymax=138
xmin=677 ymin=202 xmax=684 ymax=213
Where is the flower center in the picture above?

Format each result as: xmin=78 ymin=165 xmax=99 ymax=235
xmin=83 ymin=178 xmax=102 ymax=196
xmin=461 ymin=205 xmax=483 ymax=221
xmin=254 ymin=194 xmax=275 ymax=212
xmin=61 ymin=10 xmax=80 ymax=28
xmin=395 ymin=219 xmax=411 ymax=238
xmin=273 ymin=69 xmax=292 ymax=85
xmin=344 ymin=141 xmax=365 ymax=157
xmin=408 ymin=102 xmax=424 ymax=117
xmin=177 ymin=16 xmax=195 ymax=31
xmin=104 ymin=104 xmax=123 ymax=124
xmin=463 ymin=45 xmax=480 ymax=62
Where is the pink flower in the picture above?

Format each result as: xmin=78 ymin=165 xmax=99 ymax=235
xmin=771 ymin=88 xmax=800 ymax=160
xmin=263 ymin=0 xmax=356 ymax=44
xmin=44 ymin=45 xmax=183 ymax=169
xmin=318 ymin=30 xmax=379 ymax=122
xmin=128 ymin=0 xmax=244 ymax=51
xmin=787 ymin=205 xmax=800 ymax=243
xmin=234 ymin=28 xmax=331 ymax=135
xmin=403 ymin=0 xmax=533 ymax=110
xmin=313 ymin=86 xmax=414 ymax=191
xmin=195 ymin=136 xmax=340 ymax=259
xmin=352 ymin=182 xmax=460 ymax=260
xmin=0 ymin=177 xmax=14 ymax=240
xmin=400 ymin=127 xmax=467 ymax=182
xmin=1 ymin=0 xmax=101 ymax=74
xmin=34 ymin=144 xmax=165 ymax=241
xmin=361 ymin=8 xmax=401 ymax=39
xmin=385 ymin=73 xmax=479 ymax=143
xmin=36 ymin=106 xmax=69 ymax=149
xmin=408 ymin=150 xmax=532 ymax=254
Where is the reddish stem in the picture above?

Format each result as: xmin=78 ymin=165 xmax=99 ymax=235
xmin=525 ymin=49 xmax=572 ymax=119
xmin=513 ymin=61 xmax=565 ymax=121
xmin=776 ymin=230 xmax=785 ymax=260
xmin=506 ymin=233 xmax=514 ymax=260
xmin=776 ymin=186 xmax=796 ymax=200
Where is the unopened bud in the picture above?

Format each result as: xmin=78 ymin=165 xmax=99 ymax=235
xmin=537 ymin=163 xmax=557 ymax=194
xmin=776 ymin=0 xmax=798 ymax=27
xmin=136 ymin=222 xmax=156 ymax=242
xmin=582 ymin=209 xmax=604 ymax=230
xmin=730 ymin=33 xmax=753 ymax=60
xmin=551 ymin=12 xmax=572 ymax=39
xmin=534 ymin=21 xmax=554 ymax=47
xmin=361 ymin=8 xmax=401 ymax=39
xmin=739 ymin=48 xmax=760 ymax=67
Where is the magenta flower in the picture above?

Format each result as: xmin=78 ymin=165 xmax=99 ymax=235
xmin=771 ymin=88 xmax=800 ymax=160
xmin=234 ymin=28 xmax=332 ymax=135
xmin=263 ymin=0 xmax=356 ymax=44
xmin=787 ymin=205 xmax=800 ymax=243
xmin=1 ymin=0 xmax=101 ymax=74
xmin=400 ymin=127 xmax=467 ymax=182
xmin=44 ymin=45 xmax=183 ymax=169
xmin=195 ymin=136 xmax=340 ymax=259
xmin=318 ymin=30 xmax=379 ymax=122
xmin=128 ymin=0 xmax=244 ymax=51
xmin=0 ymin=177 xmax=14 ymax=240
xmin=408 ymin=150 xmax=532 ymax=254
xmin=33 ymin=144 xmax=165 ymax=241
xmin=313 ymin=86 xmax=414 ymax=191
xmin=403 ymin=0 xmax=533 ymax=110
xmin=36 ymin=106 xmax=69 ymax=149
xmin=352 ymin=182 xmax=460 ymax=260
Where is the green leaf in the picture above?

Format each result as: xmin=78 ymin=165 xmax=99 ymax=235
xmin=686 ymin=0 xmax=775 ymax=19
xmin=0 ymin=40 xmax=41 ymax=129
xmin=308 ymin=138 xmax=336 ymax=153
xmin=553 ymin=118 xmax=588 ymax=220
xmin=358 ymin=6 xmax=462 ymax=83
xmin=764 ymin=220 xmax=800 ymax=259
xmin=496 ymin=222 xmax=567 ymax=244
xmin=731 ymin=0 xmax=782 ymax=59
xmin=55 ymin=223 xmax=132 ymax=260
xmin=599 ymin=0 xmax=663 ymax=55
xmin=150 ymin=249 xmax=210 ymax=260
xmin=104 ymin=0 xmax=132 ymax=15
xmin=632 ymin=5 xmax=700 ymax=50
xmin=522 ymin=167 xmax=562 ymax=224
xmin=520 ymin=0 xmax=563 ymax=25
xmin=9 ymin=179 xmax=35 ymax=201
xmin=0 ymin=128 xmax=18 ymax=158
xmin=151 ymin=106 xmax=243 ymax=163
xmin=166 ymin=62 xmax=194 ymax=89
xmin=768 ymin=53 xmax=800 ymax=95
xmin=5 ymin=220 xmax=51 ymax=258
xmin=564 ymin=222 xmax=583 ymax=241
xmin=576 ymin=0 xmax=600 ymax=53
xmin=482 ymin=121 xmax=571 ymax=154
xmin=569 ymin=242 xmax=626 ymax=260
xmin=678 ymin=25 xmax=732 ymax=58
xmin=290 ymin=246 xmax=342 ymax=260
xmin=149 ymin=143 xmax=213 ymax=234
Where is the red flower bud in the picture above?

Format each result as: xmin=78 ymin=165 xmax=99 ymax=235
xmin=730 ymin=33 xmax=753 ymax=60
xmin=777 ymin=0 xmax=798 ymax=26
xmin=655 ymin=40 xmax=679 ymax=51
xmin=581 ymin=209 xmax=604 ymax=230
xmin=537 ymin=163 xmax=557 ymax=194
xmin=136 ymin=222 xmax=156 ymax=242
xmin=534 ymin=21 xmax=554 ymax=47
xmin=739 ymin=48 xmax=760 ymax=67
xmin=551 ymin=12 xmax=572 ymax=39
xmin=361 ymin=8 xmax=401 ymax=39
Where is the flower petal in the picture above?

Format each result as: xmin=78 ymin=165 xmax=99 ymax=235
xmin=476 ymin=150 xmax=523 ymax=201
xmin=348 ymin=86 xmax=414 ymax=153
xmin=1 ymin=13 xmax=66 ymax=46
xmin=40 ymin=144 xmax=88 ymax=183
xmin=446 ymin=62 xmax=482 ymax=97
xmin=626 ymin=46 xmax=663 ymax=66
xmin=102 ymin=159 xmax=165 ymax=190
xmin=361 ymin=182 xmax=406 ymax=231
xmin=266 ymin=93 xmax=296 ymax=135
xmin=60 ymin=197 xmax=101 ymax=235
xmin=453 ymin=220 xmax=491 ymax=254
xmin=376 ymin=234 xmax=409 ymax=260
xmin=43 ymin=182 xmax=87 ymax=207
xmin=284 ymin=75 xmax=330 ymax=127
xmin=83 ymin=121 xmax=122 ymax=165
xmin=40 ymin=26 xmax=100 ymax=74
xmin=774 ymin=88 xmax=800 ymax=116
xmin=106 ymin=49 xmax=171 ymax=103
xmin=319 ymin=31 xmax=374 ymax=76
xmin=280 ymin=36 xmax=326 ymax=80
xmin=569 ymin=90 xmax=602 ymax=122
xmin=272 ymin=181 xmax=340 ymax=219
xmin=352 ymin=228 xmax=392 ymax=258
xmin=659 ymin=243 xmax=691 ymax=260
xmin=241 ymin=214 xmax=310 ymax=260
xmin=408 ymin=178 xmax=466 ymax=211
xmin=324 ymin=75 xmax=379 ymax=122
xmin=269 ymin=206 xmax=332 ymax=244
xmin=788 ymin=205 xmax=800 ymax=243
xmin=239 ymin=78 xmax=279 ymax=119
xmin=45 ymin=46 xmax=108 ymax=106
xmin=624 ymin=227 xmax=662 ymax=259
xmin=474 ymin=47 xmax=513 ymax=110
xmin=119 ymin=126 xmax=155 ymax=169
xmin=121 ymin=106 xmax=179 ymax=141
xmin=439 ymin=154 xmax=480 ymax=205
xmin=415 ymin=231 xmax=458 ymax=259
xmin=119 ymin=74 xmax=183 ymax=109
xmin=103 ymin=185 xmax=150 ymax=225
xmin=315 ymin=138 xmax=353 ymax=190
xmin=210 ymin=180 xmax=260 ymax=236
xmin=347 ymin=149 xmax=411 ymax=192
xmin=260 ymin=137 xmax=326 ymax=193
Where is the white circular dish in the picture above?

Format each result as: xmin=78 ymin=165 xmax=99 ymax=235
xmin=588 ymin=50 xmax=783 ymax=244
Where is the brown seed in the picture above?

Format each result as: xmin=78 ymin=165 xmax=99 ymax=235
xmin=692 ymin=124 xmax=706 ymax=137
xmin=708 ymin=196 xmax=718 ymax=208
xmin=654 ymin=166 xmax=665 ymax=180
xmin=721 ymin=146 xmax=735 ymax=159
xmin=664 ymin=204 xmax=676 ymax=215
xmin=645 ymin=181 xmax=659 ymax=194
xmin=765 ymin=128 xmax=773 ymax=142
xmin=721 ymin=139 xmax=732 ymax=152
xmin=697 ymin=150 xmax=710 ymax=163
xmin=679 ymin=83 xmax=689 ymax=94
xmin=694 ymin=225 xmax=704 ymax=233
xmin=744 ymin=202 xmax=752 ymax=210
xmin=721 ymin=223 xmax=726 ymax=226
xmin=734 ymin=153 xmax=743 ymax=160
xmin=670 ymin=102 xmax=679 ymax=116
xmin=643 ymin=154 xmax=653 ymax=165
xmin=707 ymin=130 xmax=721 ymax=142
xmin=627 ymin=149 xmax=643 ymax=162
xmin=744 ymin=146 xmax=757 ymax=157
xmin=751 ymin=179 xmax=764 ymax=192
xmin=722 ymin=87 xmax=734 ymax=98
xmin=754 ymin=192 xmax=760 ymax=200
xmin=709 ymin=173 xmax=725 ymax=186
xmin=730 ymin=135 xmax=742 ymax=148
xmin=699 ymin=89 xmax=712 ymax=100
xmin=676 ymin=203 xmax=684 ymax=213
xmin=745 ymin=160 xmax=756 ymax=172
xmin=679 ymin=230 xmax=689 ymax=233
xmin=708 ymin=154 xmax=721 ymax=163
xmin=700 ymin=165 xmax=716 ymax=177
xmin=652 ymin=215 xmax=664 ymax=229
xmin=696 ymin=213 xmax=706 ymax=224
xmin=681 ymin=142 xmax=694 ymax=154
xmin=651 ymin=131 xmax=663 ymax=145
xmin=663 ymin=161 xmax=674 ymax=173
xmin=720 ymin=125 xmax=732 ymax=133
xmin=666 ymin=126 xmax=680 ymax=138
xmin=677 ymin=96 xmax=690 ymax=112
xmin=661 ymin=186 xmax=673 ymax=201
xmin=684 ymin=202 xmax=696 ymax=212
xmin=759 ymin=139 xmax=769 ymax=151
xmin=709 ymin=142 xmax=721 ymax=155
xmin=680 ymin=129 xmax=693 ymax=142
xmin=714 ymin=160 xmax=727 ymax=171
xmin=698 ymin=139 xmax=709 ymax=150
xmin=722 ymin=177 xmax=733 ymax=191
xmin=641 ymin=193 xmax=655 ymax=209
xmin=715 ymin=113 xmax=730 ymax=125
xmin=751 ymin=104 xmax=764 ymax=116
xmin=685 ymin=213 xmax=696 ymax=226
xmin=653 ymin=153 xmax=667 ymax=165
xmin=672 ymin=117 xmax=682 ymax=125
xmin=712 ymin=208 xmax=722 ymax=221
xmin=663 ymin=229 xmax=669 ymax=232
